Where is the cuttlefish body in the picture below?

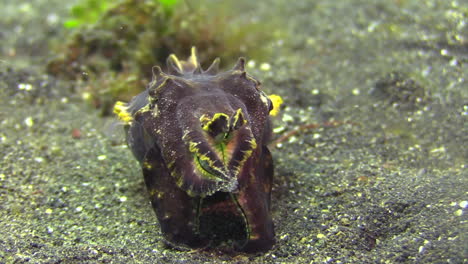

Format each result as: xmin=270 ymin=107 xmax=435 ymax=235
xmin=114 ymin=48 xmax=281 ymax=252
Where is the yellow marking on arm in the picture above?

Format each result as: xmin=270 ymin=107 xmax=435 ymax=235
xmin=167 ymin=160 xmax=175 ymax=169
xmin=188 ymin=141 xmax=200 ymax=153
xmin=232 ymin=108 xmax=247 ymax=128
xmin=189 ymin=141 xmax=225 ymax=181
xmin=233 ymin=137 xmax=257 ymax=174
xmin=199 ymin=114 xmax=211 ymax=124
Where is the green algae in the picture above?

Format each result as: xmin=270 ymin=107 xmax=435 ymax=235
xmin=47 ymin=0 xmax=281 ymax=114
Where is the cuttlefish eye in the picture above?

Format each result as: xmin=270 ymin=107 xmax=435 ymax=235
xmin=200 ymin=113 xmax=230 ymax=139
xmin=200 ymin=109 xmax=246 ymax=139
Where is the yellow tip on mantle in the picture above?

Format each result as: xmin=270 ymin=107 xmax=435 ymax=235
xmin=268 ymin=94 xmax=283 ymax=116
xmin=113 ymin=101 xmax=133 ymax=124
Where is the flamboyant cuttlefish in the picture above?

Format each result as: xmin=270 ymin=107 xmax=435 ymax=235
xmin=114 ymin=48 xmax=282 ymax=252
